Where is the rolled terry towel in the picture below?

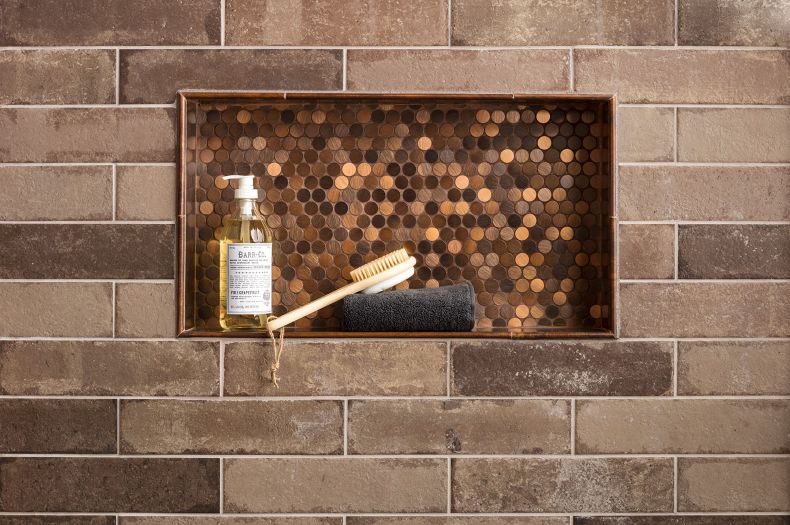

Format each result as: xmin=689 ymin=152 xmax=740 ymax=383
xmin=342 ymin=282 xmax=476 ymax=332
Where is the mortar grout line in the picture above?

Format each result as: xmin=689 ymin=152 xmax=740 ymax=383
xmin=447 ymin=0 xmax=452 ymax=46
xmin=570 ymin=399 xmax=576 ymax=455
xmin=116 ymin=397 xmax=120 ymax=454
xmin=1 ymin=44 xmax=787 ymax=50
xmin=220 ymin=0 xmax=226 ymax=46
xmin=4 ymin=513 xmax=790 ymax=517
xmin=0 ymin=221 xmax=175 ymax=225
xmin=111 ymin=282 xmax=116 ymax=337
xmin=568 ymin=48 xmax=575 ymax=92
xmin=674 ymin=0 xmax=679 ymax=46
xmin=343 ymin=399 xmax=349 ymax=455
xmin=220 ymin=457 xmax=224 ymax=513
xmin=7 ymin=394 xmax=790 ymax=401
xmin=446 ymin=341 xmax=451 ymax=397
xmin=446 ymin=457 xmax=452 ymax=513
xmin=342 ymin=49 xmax=347 ymax=91
xmin=673 ymin=223 xmax=679 ymax=279
xmin=5 ymin=453 xmax=788 ymax=459
xmin=620 ymin=220 xmax=790 ymax=225
xmin=219 ymin=340 xmax=225 ymax=397
xmin=1 ymin=161 xmax=786 ymax=168
xmin=674 ymin=456 xmax=679 ymax=512
xmin=1 ymin=102 xmax=789 ymax=109
xmin=673 ymin=340 xmax=679 ymax=396
xmin=114 ymin=49 xmax=120 ymax=105
xmin=673 ymin=106 xmax=679 ymax=162
xmin=111 ymin=164 xmax=117 ymax=220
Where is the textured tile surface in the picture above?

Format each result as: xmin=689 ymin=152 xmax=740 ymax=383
xmin=120 ymin=400 xmax=343 ymax=454
xmin=451 ymin=0 xmax=674 ymax=45
xmin=0 ymin=0 xmax=220 ymax=45
xmin=347 ymin=50 xmax=569 ymax=92
xmin=348 ymin=399 xmax=570 ymax=454
xmin=116 ymin=165 xmax=176 ymax=221
xmin=576 ymin=399 xmax=790 ymax=453
xmin=0 ymin=283 xmax=113 ymax=337
xmin=0 ymin=50 xmax=115 ymax=104
xmin=224 ymin=341 xmax=447 ymax=396
xmin=115 ymin=283 xmax=176 ymax=338
xmin=226 ymin=0 xmax=448 ymax=45
xmin=0 ymin=108 xmax=176 ymax=163
xmin=678 ymin=340 xmax=790 ymax=395
xmin=620 ymin=282 xmax=790 ymax=337
xmin=679 ymin=0 xmax=790 ymax=46
xmin=0 ymin=458 xmax=220 ymax=512
xmin=619 ymin=224 xmax=675 ymax=279
xmin=0 ymin=399 xmax=116 ymax=453
xmin=618 ymin=165 xmax=790 ymax=221
xmin=678 ymin=458 xmax=790 ymax=511
xmin=617 ymin=107 xmax=675 ymax=162
xmin=452 ymin=458 xmax=673 ymax=512
xmin=0 ymin=166 xmax=113 ymax=221
xmin=678 ymin=108 xmax=790 ymax=163
xmin=575 ymin=49 xmax=789 ymax=104
xmin=451 ymin=341 xmax=673 ymax=396
xmin=0 ymin=340 xmax=219 ymax=396
xmin=224 ymin=458 xmax=447 ymax=512
xmin=679 ymin=224 xmax=790 ymax=279
xmin=0 ymin=224 xmax=174 ymax=279
xmin=120 ymin=50 xmax=343 ymax=103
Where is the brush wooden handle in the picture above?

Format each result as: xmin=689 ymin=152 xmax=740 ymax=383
xmin=267 ymin=257 xmax=416 ymax=331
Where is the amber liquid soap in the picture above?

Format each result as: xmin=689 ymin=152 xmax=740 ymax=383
xmin=219 ymin=175 xmax=274 ymax=331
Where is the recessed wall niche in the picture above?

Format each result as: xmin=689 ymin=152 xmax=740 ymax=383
xmin=178 ymin=93 xmax=616 ymax=338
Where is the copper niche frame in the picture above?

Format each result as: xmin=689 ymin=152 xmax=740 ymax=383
xmin=177 ymin=92 xmax=617 ymax=339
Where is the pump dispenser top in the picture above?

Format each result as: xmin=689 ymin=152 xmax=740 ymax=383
xmin=223 ymin=175 xmax=258 ymax=200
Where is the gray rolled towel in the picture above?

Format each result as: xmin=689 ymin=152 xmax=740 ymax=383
xmin=342 ymin=282 xmax=476 ymax=332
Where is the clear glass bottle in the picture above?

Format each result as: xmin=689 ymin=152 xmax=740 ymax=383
xmin=219 ymin=175 xmax=273 ymax=331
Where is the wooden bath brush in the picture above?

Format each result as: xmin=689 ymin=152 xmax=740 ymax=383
xmin=265 ymin=248 xmax=416 ymax=386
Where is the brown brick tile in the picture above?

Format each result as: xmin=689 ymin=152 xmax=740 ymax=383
xmin=223 ymin=458 xmax=446 ymax=513
xmin=0 ymin=224 xmax=174 ymax=279
xmin=576 ymin=399 xmax=790 ymax=454
xmin=679 ymin=224 xmax=790 ymax=279
xmin=115 ymin=283 xmax=176 ymax=338
xmin=452 ymin=458 xmax=673 ymax=512
xmin=619 ymin=165 xmax=790 ymax=221
xmin=116 ymin=165 xmax=176 ymax=221
xmin=679 ymin=0 xmax=790 ymax=46
xmin=0 ymin=50 xmax=115 ymax=104
xmin=0 ymin=458 xmax=218 ymax=512
xmin=0 ymin=399 xmax=116 ymax=454
xmin=0 ymin=340 xmax=219 ymax=396
xmin=678 ymin=458 xmax=790 ymax=512
xmin=226 ymin=0 xmax=448 ymax=45
xmin=123 ymin=519 xmax=341 ymax=525
xmin=576 ymin=49 xmax=788 ymax=104
xmin=678 ymin=108 xmax=790 ymax=163
xmin=574 ymin=517 xmax=790 ymax=525
xmin=120 ymin=400 xmax=342 ymax=454
xmin=0 ymin=166 xmax=113 ymax=221
xmin=451 ymin=0 xmax=673 ymax=45
xmin=620 ymin=282 xmax=790 ymax=337
xmin=618 ymin=107 xmax=675 ymax=162
xmin=0 ymin=282 xmax=112 ymax=337
xmin=347 ymin=49 xmax=569 ymax=92
xmin=120 ymin=49 xmax=342 ymax=104
xmin=123 ymin=519 xmax=340 ymax=525
xmin=678 ymin=340 xmax=790 ymax=396
xmin=0 ymin=108 xmax=176 ymax=163
xmin=451 ymin=341 xmax=672 ymax=396
xmin=0 ymin=0 xmax=220 ymax=45
xmin=224 ymin=341 xmax=446 ymax=396
xmin=0 ymin=518 xmax=116 ymax=525
xmin=346 ymin=516 xmax=568 ymax=525
xmin=619 ymin=224 xmax=675 ymax=279
xmin=348 ymin=399 xmax=569 ymax=454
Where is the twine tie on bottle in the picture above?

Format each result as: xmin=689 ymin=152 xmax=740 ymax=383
xmin=265 ymin=315 xmax=286 ymax=388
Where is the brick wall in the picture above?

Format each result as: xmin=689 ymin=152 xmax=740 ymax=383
xmin=0 ymin=0 xmax=788 ymax=522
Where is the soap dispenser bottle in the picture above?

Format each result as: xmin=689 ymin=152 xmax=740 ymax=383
xmin=219 ymin=175 xmax=273 ymax=331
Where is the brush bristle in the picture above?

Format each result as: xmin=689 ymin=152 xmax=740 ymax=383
xmin=350 ymin=248 xmax=410 ymax=282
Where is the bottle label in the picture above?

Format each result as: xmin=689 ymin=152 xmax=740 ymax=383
xmin=226 ymin=243 xmax=272 ymax=315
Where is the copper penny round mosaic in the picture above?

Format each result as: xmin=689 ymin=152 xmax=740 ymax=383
xmin=182 ymin=96 xmax=613 ymax=334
